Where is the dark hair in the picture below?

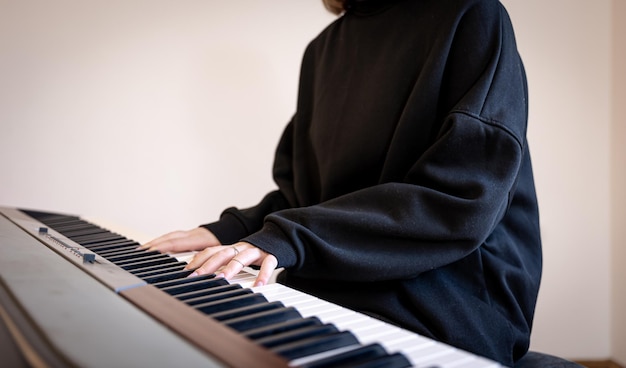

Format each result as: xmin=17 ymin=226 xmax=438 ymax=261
xmin=322 ymin=0 xmax=347 ymax=15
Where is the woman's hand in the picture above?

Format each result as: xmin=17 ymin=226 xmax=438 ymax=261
xmin=139 ymin=227 xmax=221 ymax=253
xmin=185 ymin=241 xmax=278 ymax=287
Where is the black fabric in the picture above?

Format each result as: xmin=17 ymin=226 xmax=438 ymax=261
xmin=515 ymin=352 xmax=585 ymax=368
xmin=201 ymin=0 xmax=542 ymax=365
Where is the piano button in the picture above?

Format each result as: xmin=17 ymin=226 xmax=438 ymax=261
xmin=210 ymin=300 xmax=285 ymax=322
xmin=224 ymin=306 xmax=302 ymax=332
xmin=185 ymin=288 xmax=254 ymax=306
xmin=125 ymin=261 xmax=188 ymax=275
xmin=255 ymin=323 xmax=339 ymax=349
xmin=243 ymin=316 xmax=324 ymax=340
xmin=174 ymin=284 xmax=241 ymax=302
xmin=270 ymin=330 xmax=359 ymax=361
xmin=142 ymin=269 xmax=194 ymax=284
xmin=119 ymin=256 xmax=179 ymax=271
xmin=158 ymin=277 xmax=230 ymax=295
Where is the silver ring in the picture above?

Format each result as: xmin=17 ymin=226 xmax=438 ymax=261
xmin=231 ymin=246 xmax=240 ymax=257
xmin=231 ymin=258 xmax=245 ymax=267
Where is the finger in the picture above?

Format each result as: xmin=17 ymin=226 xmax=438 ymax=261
xmin=218 ymin=245 xmax=261 ymax=280
xmin=138 ymin=230 xmax=186 ymax=250
xmin=142 ymin=228 xmax=219 ymax=253
xmin=152 ymin=234 xmax=207 ymax=253
xmin=186 ymin=246 xmax=239 ymax=277
xmin=254 ymin=254 xmax=278 ymax=287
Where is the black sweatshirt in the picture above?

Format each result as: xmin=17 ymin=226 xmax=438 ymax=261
xmin=202 ymin=0 xmax=542 ymax=365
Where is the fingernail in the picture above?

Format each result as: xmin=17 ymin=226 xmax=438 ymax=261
xmin=215 ymin=273 xmax=225 ymax=279
xmin=254 ymin=281 xmax=265 ymax=287
xmin=187 ymin=271 xmax=198 ymax=278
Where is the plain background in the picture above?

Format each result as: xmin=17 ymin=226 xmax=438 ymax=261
xmin=1 ymin=0 xmax=624 ymax=363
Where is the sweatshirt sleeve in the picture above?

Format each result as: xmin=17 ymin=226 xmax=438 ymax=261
xmin=244 ymin=113 xmax=524 ymax=281
xmin=242 ymin=2 xmax=530 ymax=282
xmin=200 ymin=189 xmax=290 ymax=245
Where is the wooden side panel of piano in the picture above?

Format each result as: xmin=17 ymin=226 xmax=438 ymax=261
xmin=0 ymin=207 xmax=502 ymax=368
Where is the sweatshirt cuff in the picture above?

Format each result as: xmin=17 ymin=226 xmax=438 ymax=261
xmin=199 ymin=209 xmax=249 ymax=245
xmin=243 ymin=221 xmax=298 ymax=269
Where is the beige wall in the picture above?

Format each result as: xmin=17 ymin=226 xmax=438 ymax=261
xmin=501 ymin=0 xmax=613 ymax=360
xmin=612 ymin=0 xmax=626 ymax=365
xmin=0 ymin=0 xmax=621 ymax=361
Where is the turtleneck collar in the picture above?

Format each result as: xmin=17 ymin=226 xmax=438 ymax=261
xmin=345 ymin=0 xmax=404 ymax=16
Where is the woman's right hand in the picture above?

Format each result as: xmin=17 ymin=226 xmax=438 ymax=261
xmin=139 ymin=227 xmax=221 ymax=253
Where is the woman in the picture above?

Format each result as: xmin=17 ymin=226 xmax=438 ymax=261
xmin=143 ymin=0 xmax=542 ymax=365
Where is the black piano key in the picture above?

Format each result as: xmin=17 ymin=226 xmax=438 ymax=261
xmin=297 ymin=343 xmax=386 ymax=368
xmin=111 ymin=252 xmax=167 ymax=266
xmin=65 ymin=230 xmax=112 ymax=239
xmin=224 ymin=307 xmax=302 ymax=332
xmin=59 ymin=226 xmax=109 ymax=237
xmin=270 ymin=331 xmax=359 ymax=361
xmin=105 ymin=250 xmax=161 ymax=263
xmin=119 ymin=256 xmax=179 ymax=271
xmin=66 ymin=229 xmax=118 ymax=238
xmin=346 ymin=353 xmax=413 ymax=368
xmin=22 ymin=211 xmax=79 ymax=223
xmin=85 ymin=240 xmax=139 ymax=250
xmin=187 ymin=289 xmax=254 ymax=307
xmin=55 ymin=226 xmax=102 ymax=234
xmin=298 ymin=344 xmax=411 ymax=368
xmin=173 ymin=279 xmax=243 ymax=301
xmin=194 ymin=293 xmax=267 ymax=315
xmin=132 ymin=263 xmax=187 ymax=279
xmin=243 ymin=317 xmax=324 ymax=340
xmin=126 ymin=261 xmax=188 ymax=275
xmin=89 ymin=243 xmax=141 ymax=254
xmin=158 ymin=276 xmax=229 ymax=295
xmin=152 ymin=273 xmax=217 ymax=289
xmin=74 ymin=237 xmax=128 ymax=247
xmin=142 ymin=269 xmax=194 ymax=284
xmin=210 ymin=301 xmax=285 ymax=322
xmin=255 ymin=324 xmax=339 ymax=349
xmin=31 ymin=216 xmax=85 ymax=228
xmin=71 ymin=233 xmax=126 ymax=245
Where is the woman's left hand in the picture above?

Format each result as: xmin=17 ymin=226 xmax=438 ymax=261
xmin=185 ymin=241 xmax=278 ymax=287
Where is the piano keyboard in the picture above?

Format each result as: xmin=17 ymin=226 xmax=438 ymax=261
xmin=0 ymin=207 xmax=502 ymax=368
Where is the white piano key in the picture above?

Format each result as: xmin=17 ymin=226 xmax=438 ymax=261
xmin=133 ymin=259 xmax=503 ymax=368
xmin=287 ymin=345 xmax=362 ymax=367
xmin=251 ymin=281 xmax=503 ymax=368
xmin=414 ymin=349 xmax=477 ymax=367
